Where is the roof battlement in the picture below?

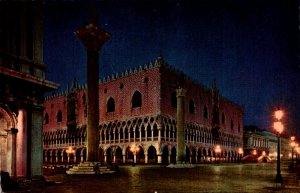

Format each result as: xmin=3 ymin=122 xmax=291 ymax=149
xmin=44 ymin=56 xmax=243 ymax=111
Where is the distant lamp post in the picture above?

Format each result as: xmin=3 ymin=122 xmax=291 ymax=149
xmin=274 ymin=109 xmax=284 ymax=184
xmin=290 ymin=137 xmax=296 ymax=169
xmin=296 ymin=145 xmax=300 ymax=162
xmin=130 ymin=144 xmax=140 ymax=165
xmin=66 ymin=146 xmax=75 ymax=163
xmin=214 ymin=145 xmax=221 ymax=163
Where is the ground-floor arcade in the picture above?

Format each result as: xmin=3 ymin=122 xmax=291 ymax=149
xmin=43 ymin=114 xmax=243 ymax=165
xmin=44 ymin=141 xmax=242 ymax=165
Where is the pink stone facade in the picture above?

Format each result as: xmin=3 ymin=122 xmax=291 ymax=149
xmin=43 ymin=57 xmax=244 ymax=165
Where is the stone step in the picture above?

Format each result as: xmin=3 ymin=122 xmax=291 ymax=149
xmin=66 ymin=162 xmax=115 ymax=175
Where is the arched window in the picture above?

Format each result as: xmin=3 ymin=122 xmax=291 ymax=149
xmin=57 ymin=110 xmax=62 ymax=122
xmin=221 ymin=113 xmax=225 ymax=125
xmin=231 ymin=119 xmax=234 ymax=130
xmin=238 ymin=122 xmax=241 ymax=132
xmin=189 ymin=99 xmax=195 ymax=114
xmin=203 ymin=106 xmax=208 ymax=119
xmin=44 ymin=113 xmax=49 ymax=124
xmin=107 ymin=97 xmax=115 ymax=112
xmin=171 ymin=92 xmax=177 ymax=108
xmin=132 ymin=91 xmax=142 ymax=108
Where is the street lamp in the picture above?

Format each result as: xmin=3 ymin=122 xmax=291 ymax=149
xmin=214 ymin=145 xmax=221 ymax=163
xmin=290 ymin=136 xmax=296 ymax=169
xmin=274 ymin=109 xmax=284 ymax=184
xmin=130 ymin=144 xmax=140 ymax=165
xmin=66 ymin=146 xmax=75 ymax=163
xmin=238 ymin=148 xmax=243 ymax=162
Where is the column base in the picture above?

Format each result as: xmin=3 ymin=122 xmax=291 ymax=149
xmin=66 ymin=162 xmax=115 ymax=175
xmin=167 ymin=162 xmax=195 ymax=168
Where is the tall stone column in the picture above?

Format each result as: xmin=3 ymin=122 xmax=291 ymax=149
xmin=30 ymin=107 xmax=44 ymax=177
xmin=6 ymin=128 xmax=17 ymax=177
xmin=75 ymin=16 xmax=110 ymax=162
xmin=176 ymin=88 xmax=187 ymax=164
xmin=16 ymin=109 xmax=27 ymax=177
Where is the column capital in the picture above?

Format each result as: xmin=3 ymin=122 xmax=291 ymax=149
xmin=176 ymin=88 xmax=187 ymax=97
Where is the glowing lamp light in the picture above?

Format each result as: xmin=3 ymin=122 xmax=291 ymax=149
xmin=291 ymin=141 xmax=296 ymax=148
xmin=66 ymin=146 xmax=75 ymax=154
xmin=238 ymin=148 xmax=243 ymax=155
xmin=274 ymin=121 xmax=284 ymax=134
xmin=214 ymin=145 xmax=221 ymax=154
xmin=130 ymin=144 xmax=140 ymax=152
xmin=274 ymin=109 xmax=284 ymax=120
xmin=253 ymin=149 xmax=257 ymax=155
xmin=291 ymin=136 xmax=296 ymax=141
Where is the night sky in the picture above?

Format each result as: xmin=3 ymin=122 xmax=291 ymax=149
xmin=43 ymin=0 xmax=300 ymax=135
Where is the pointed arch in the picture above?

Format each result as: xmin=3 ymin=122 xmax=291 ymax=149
xmin=107 ymin=97 xmax=115 ymax=112
xmin=57 ymin=110 xmax=62 ymax=122
xmin=132 ymin=91 xmax=142 ymax=108
xmin=44 ymin=113 xmax=49 ymax=124
xmin=189 ymin=99 xmax=195 ymax=114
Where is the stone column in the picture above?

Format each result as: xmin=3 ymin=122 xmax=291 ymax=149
xmin=158 ymin=127 xmax=161 ymax=144
xmin=30 ymin=107 xmax=44 ymax=177
xmin=139 ymin=128 xmax=142 ymax=142
xmin=75 ymin=17 xmax=110 ymax=162
xmin=176 ymin=88 xmax=187 ymax=164
xmin=145 ymin=153 xmax=148 ymax=164
xmin=6 ymin=128 xmax=18 ymax=177
xmin=157 ymin=154 xmax=162 ymax=164
xmin=151 ymin=129 xmax=154 ymax=141
xmin=32 ymin=2 xmax=43 ymax=65
xmin=61 ymin=152 xmax=64 ymax=163
xmin=133 ymin=152 xmax=137 ymax=163
xmin=16 ymin=109 xmax=27 ymax=177
xmin=122 ymin=154 xmax=126 ymax=164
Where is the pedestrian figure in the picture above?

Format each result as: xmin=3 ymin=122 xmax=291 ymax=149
xmin=94 ymin=163 xmax=100 ymax=175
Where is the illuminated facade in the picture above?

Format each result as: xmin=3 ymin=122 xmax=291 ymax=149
xmin=0 ymin=2 xmax=58 ymax=178
xmin=43 ymin=57 xmax=244 ymax=165
xmin=243 ymin=126 xmax=290 ymax=161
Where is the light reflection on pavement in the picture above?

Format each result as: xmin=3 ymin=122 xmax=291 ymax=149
xmin=43 ymin=162 xmax=300 ymax=193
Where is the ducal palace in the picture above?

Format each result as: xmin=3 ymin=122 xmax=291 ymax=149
xmin=43 ymin=57 xmax=244 ymax=165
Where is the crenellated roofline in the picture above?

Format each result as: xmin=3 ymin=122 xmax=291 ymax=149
xmin=44 ymin=56 xmax=244 ymax=112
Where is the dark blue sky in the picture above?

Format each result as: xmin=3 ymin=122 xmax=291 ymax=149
xmin=43 ymin=0 xmax=300 ymax=135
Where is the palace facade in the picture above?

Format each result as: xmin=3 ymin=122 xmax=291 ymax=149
xmin=43 ymin=57 xmax=243 ymax=165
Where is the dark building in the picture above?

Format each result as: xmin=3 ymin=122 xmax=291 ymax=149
xmin=0 ymin=1 xmax=58 ymax=178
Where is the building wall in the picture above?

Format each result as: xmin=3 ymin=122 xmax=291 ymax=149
xmin=43 ymin=59 xmax=244 ymax=164
xmin=99 ymin=66 xmax=161 ymax=122
xmin=0 ymin=2 xmax=58 ymax=178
